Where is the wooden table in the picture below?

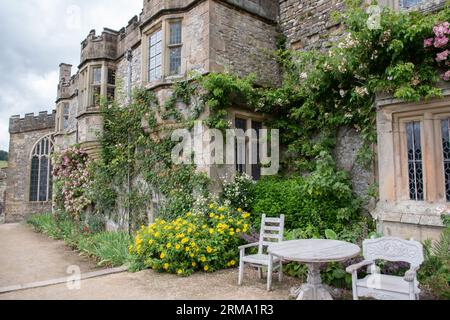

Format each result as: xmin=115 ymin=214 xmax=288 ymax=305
xmin=268 ymin=239 xmax=361 ymax=300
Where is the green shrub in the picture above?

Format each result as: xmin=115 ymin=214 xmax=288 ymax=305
xmin=129 ymin=203 xmax=251 ymax=275
xmin=251 ymin=152 xmax=363 ymax=235
xmin=419 ymin=215 xmax=450 ymax=299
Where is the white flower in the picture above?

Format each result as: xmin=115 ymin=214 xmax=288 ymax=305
xmin=355 ymin=86 xmax=369 ymax=97
xmin=300 ymin=72 xmax=308 ymax=79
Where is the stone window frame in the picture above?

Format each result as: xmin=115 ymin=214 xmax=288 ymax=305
xmin=228 ymin=108 xmax=267 ymax=181
xmin=79 ymin=62 xmax=114 ymax=109
xmin=28 ymin=134 xmax=54 ymax=203
xmin=142 ymin=14 xmax=185 ymax=87
xmin=91 ymin=65 xmax=102 ymax=106
xmin=107 ymin=68 xmax=116 ymax=101
xmin=167 ymin=19 xmax=183 ymax=76
xmin=380 ymin=100 xmax=450 ymax=204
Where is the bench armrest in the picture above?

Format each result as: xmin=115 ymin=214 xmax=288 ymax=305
xmin=346 ymin=260 xmax=374 ymax=274
xmin=239 ymin=242 xmax=259 ymax=251
xmin=404 ymin=266 xmax=419 ymax=282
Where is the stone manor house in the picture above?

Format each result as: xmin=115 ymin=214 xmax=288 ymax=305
xmin=2 ymin=0 xmax=449 ymax=241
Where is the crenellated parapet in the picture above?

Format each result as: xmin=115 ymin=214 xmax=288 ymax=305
xmin=9 ymin=111 xmax=56 ymax=134
xmin=117 ymin=15 xmax=142 ymax=58
xmin=80 ymin=28 xmax=119 ymax=66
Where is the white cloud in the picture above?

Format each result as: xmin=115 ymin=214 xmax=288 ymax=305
xmin=0 ymin=0 xmax=143 ymax=151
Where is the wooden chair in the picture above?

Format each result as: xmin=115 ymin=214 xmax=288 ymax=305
xmin=238 ymin=214 xmax=285 ymax=291
xmin=346 ymin=237 xmax=424 ymax=300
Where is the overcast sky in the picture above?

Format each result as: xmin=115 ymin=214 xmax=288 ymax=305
xmin=0 ymin=0 xmax=143 ymax=151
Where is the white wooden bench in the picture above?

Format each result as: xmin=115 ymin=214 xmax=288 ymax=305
xmin=346 ymin=237 xmax=424 ymax=300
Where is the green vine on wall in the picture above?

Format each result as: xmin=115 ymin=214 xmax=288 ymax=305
xmin=89 ymin=88 xmax=209 ymax=229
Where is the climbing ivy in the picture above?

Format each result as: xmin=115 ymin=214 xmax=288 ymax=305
xmin=88 ymin=88 xmax=209 ymax=229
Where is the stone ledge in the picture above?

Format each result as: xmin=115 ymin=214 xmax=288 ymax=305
xmin=0 ymin=266 xmax=128 ymax=294
xmin=374 ymin=201 xmax=446 ymax=227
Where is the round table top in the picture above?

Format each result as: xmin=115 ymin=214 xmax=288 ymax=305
xmin=268 ymin=239 xmax=361 ymax=263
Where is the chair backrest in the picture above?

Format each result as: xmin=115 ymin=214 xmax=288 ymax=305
xmin=258 ymin=214 xmax=285 ymax=254
xmin=362 ymin=236 xmax=424 ymax=267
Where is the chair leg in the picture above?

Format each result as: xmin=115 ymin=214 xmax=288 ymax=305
xmin=258 ymin=267 xmax=263 ymax=279
xmin=278 ymin=261 xmax=283 ymax=282
xmin=351 ymin=272 xmax=359 ymax=300
xmin=267 ymin=254 xmax=273 ymax=291
xmin=409 ymin=283 xmax=415 ymax=300
xmin=238 ymin=260 xmax=245 ymax=286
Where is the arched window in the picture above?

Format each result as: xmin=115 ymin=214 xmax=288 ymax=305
xmin=29 ymin=135 xmax=54 ymax=202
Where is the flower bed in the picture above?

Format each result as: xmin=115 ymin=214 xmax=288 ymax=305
xmin=27 ymin=213 xmax=131 ymax=268
xmin=128 ymin=204 xmax=251 ymax=276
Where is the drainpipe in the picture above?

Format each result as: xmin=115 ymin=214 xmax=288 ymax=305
xmin=126 ymin=49 xmax=133 ymax=105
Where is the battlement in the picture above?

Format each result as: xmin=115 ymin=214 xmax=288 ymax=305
xmin=117 ymin=15 xmax=142 ymax=57
xmin=80 ymin=28 xmax=119 ymax=66
xmin=9 ymin=111 xmax=56 ymax=134
xmin=118 ymin=15 xmax=141 ymax=38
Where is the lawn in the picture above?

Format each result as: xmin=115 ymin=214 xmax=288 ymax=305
xmin=0 ymin=161 xmax=7 ymax=169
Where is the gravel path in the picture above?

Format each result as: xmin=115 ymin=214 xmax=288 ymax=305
xmin=0 ymin=223 xmax=97 ymax=288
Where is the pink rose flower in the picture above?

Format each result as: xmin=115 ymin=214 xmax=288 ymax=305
xmin=436 ymin=50 xmax=449 ymax=62
xmin=442 ymin=70 xmax=450 ymax=81
xmin=424 ymin=38 xmax=434 ymax=47
xmin=434 ymin=36 xmax=449 ymax=48
xmin=433 ymin=23 xmax=450 ymax=38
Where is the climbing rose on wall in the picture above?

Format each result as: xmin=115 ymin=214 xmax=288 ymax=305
xmin=52 ymin=146 xmax=92 ymax=220
xmin=426 ymin=22 xmax=450 ymax=80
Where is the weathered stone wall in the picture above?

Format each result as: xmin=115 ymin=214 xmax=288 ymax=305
xmin=5 ymin=112 xmax=55 ymax=222
xmin=406 ymin=0 xmax=446 ymax=13
xmin=333 ymin=127 xmax=375 ymax=206
xmin=209 ymin=0 xmax=280 ymax=87
xmin=184 ymin=0 xmax=210 ymax=75
xmin=279 ymin=0 xmax=344 ymax=51
xmin=115 ymin=42 xmax=143 ymax=106
xmin=0 ymin=168 xmax=7 ymax=223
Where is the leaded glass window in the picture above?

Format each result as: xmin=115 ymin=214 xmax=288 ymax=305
xmin=63 ymin=103 xmax=69 ymax=130
xmin=149 ymin=29 xmax=162 ymax=81
xmin=251 ymin=121 xmax=262 ymax=180
xmin=406 ymin=121 xmax=424 ymax=201
xmin=91 ymin=67 xmax=101 ymax=106
xmin=168 ymin=21 xmax=182 ymax=76
xmin=29 ymin=135 xmax=54 ymax=202
xmin=235 ymin=118 xmax=247 ymax=174
xmin=442 ymin=119 xmax=450 ymax=201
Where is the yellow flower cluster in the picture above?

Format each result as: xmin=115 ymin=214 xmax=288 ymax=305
xmin=129 ymin=204 xmax=252 ymax=276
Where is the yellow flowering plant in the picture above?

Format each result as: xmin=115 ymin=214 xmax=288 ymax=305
xmin=128 ymin=203 xmax=251 ymax=276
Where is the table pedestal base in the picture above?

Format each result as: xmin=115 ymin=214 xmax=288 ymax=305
xmin=292 ymin=284 xmax=333 ymax=300
xmin=291 ymin=263 xmax=333 ymax=300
